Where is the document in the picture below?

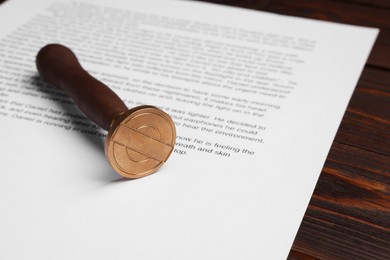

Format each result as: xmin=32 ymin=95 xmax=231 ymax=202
xmin=0 ymin=0 xmax=378 ymax=259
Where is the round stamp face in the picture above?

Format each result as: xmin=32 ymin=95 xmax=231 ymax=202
xmin=105 ymin=106 xmax=176 ymax=178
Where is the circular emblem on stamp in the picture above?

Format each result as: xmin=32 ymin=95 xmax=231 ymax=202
xmin=105 ymin=106 xmax=176 ymax=178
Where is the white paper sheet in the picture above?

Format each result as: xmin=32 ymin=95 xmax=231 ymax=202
xmin=0 ymin=0 xmax=378 ymax=259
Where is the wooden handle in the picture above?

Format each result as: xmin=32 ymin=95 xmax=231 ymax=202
xmin=36 ymin=44 xmax=128 ymax=131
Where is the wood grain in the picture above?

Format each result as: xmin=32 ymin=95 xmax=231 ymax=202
xmin=368 ymin=29 xmax=390 ymax=69
xmin=335 ymin=67 xmax=390 ymax=155
xmin=292 ymin=143 xmax=390 ymax=259
xmin=334 ymin=0 xmax=390 ymax=9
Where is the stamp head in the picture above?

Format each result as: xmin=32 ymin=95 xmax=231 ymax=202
xmin=105 ymin=106 xmax=176 ymax=178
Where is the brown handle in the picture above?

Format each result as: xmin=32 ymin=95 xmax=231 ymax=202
xmin=36 ymin=44 xmax=128 ymax=131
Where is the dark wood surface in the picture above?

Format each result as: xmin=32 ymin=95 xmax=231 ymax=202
xmin=1 ymin=0 xmax=388 ymax=259
xmin=196 ymin=0 xmax=390 ymax=259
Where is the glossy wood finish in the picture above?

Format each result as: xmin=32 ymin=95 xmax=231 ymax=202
xmin=36 ymin=44 xmax=128 ymax=131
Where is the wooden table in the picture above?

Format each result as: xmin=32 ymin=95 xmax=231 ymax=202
xmin=1 ymin=0 xmax=388 ymax=259
xmin=196 ymin=0 xmax=390 ymax=259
